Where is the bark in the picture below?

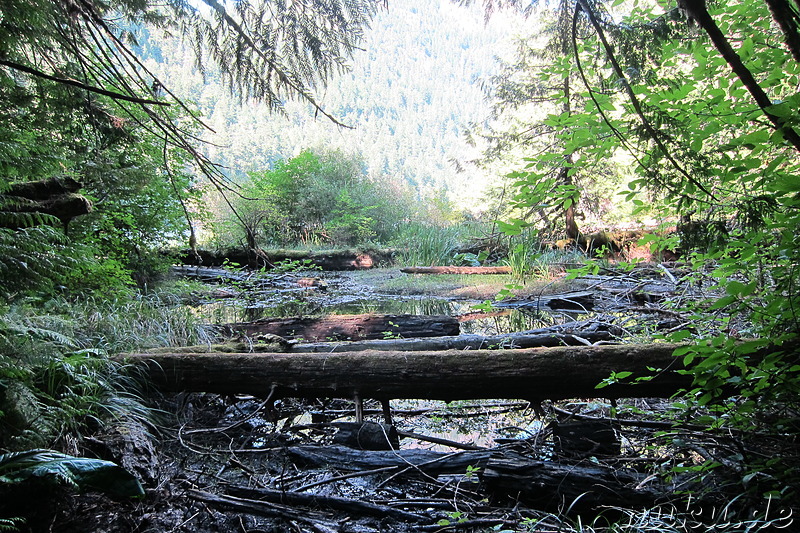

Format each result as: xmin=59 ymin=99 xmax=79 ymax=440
xmin=122 ymin=343 xmax=691 ymax=400
xmin=400 ymin=266 xmax=512 ymax=275
xmin=483 ymin=451 xmax=667 ymax=511
xmin=223 ymin=314 xmax=460 ymax=341
xmin=178 ymin=247 xmax=397 ymax=270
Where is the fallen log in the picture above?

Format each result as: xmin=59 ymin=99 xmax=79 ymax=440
xmin=177 ymin=247 xmax=397 ymax=270
xmin=483 ymin=451 xmax=667 ymax=511
xmin=288 ymin=446 xmax=670 ymax=512
xmin=289 ymin=445 xmax=495 ymax=476
xmin=223 ymin=314 xmax=460 ymax=341
xmin=400 ymin=266 xmax=512 ymax=275
xmin=122 ymin=343 xmax=691 ymax=400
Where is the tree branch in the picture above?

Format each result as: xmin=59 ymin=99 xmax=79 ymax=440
xmin=0 ymin=59 xmax=170 ymax=106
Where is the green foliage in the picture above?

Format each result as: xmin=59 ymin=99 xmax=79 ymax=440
xmin=0 ymin=291 xmax=208 ymax=450
xmin=0 ymin=449 xmax=144 ymax=498
xmin=394 ymin=223 xmax=470 ymax=267
xmin=231 ymin=149 xmax=413 ymax=247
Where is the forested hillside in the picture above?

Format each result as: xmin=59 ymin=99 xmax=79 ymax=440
xmin=143 ymin=0 xmax=524 ymax=209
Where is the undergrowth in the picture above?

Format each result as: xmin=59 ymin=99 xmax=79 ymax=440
xmin=0 ymin=287 xmax=212 ymax=451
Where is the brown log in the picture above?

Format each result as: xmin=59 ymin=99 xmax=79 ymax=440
xmin=400 ymin=266 xmax=512 ymax=275
xmin=177 ymin=247 xmax=397 ymax=270
xmin=223 ymin=314 xmax=460 ymax=341
xmin=121 ymin=343 xmax=691 ymax=400
xmin=483 ymin=451 xmax=667 ymax=511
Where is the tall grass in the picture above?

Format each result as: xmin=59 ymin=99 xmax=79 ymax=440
xmin=394 ymin=223 xmax=478 ymax=266
xmin=505 ymin=231 xmax=588 ymax=283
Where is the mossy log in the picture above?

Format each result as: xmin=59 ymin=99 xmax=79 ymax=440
xmin=177 ymin=247 xmax=397 ymax=270
xmin=122 ymin=343 xmax=690 ymax=400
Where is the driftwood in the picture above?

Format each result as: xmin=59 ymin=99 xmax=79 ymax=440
xmin=178 ymin=247 xmax=396 ymax=270
xmin=400 ymin=265 xmax=512 ymax=275
xmin=223 ymin=313 xmax=460 ymax=341
xmin=123 ymin=343 xmax=690 ymax=400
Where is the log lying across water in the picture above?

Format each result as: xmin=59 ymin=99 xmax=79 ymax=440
xmin=400 ymin=265 xmax=512 ymax=275
xmin=123 ymin=343 xmax=690 ymax=400
xmin=223 ymin=313 xmax=460 ymax=341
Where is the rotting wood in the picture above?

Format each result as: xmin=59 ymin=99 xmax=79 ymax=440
xmin=122 ymin=343 xmax=691 ymax=400
xmin=400 ymin=265 xmax=512 ymax=275
xmin=483 ymin=451 xmax=668 ymax=511
xmin=288 ymin=445 xmax=495 ymax=476
xmin=222 ymin=313 xmax=460 ymax=341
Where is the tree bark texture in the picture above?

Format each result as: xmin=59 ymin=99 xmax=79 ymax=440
xmin=483 ymin=452 xmax=667 ymax=511
xmin=122 ymin=343 xmax=690 ymax=401
xmin=399 ymin=266 xmax=512 ymax=275
xmin=223 ymin=314 xmax=460 ymax=341
xmin=178 ymin=247 xmax=396 ymax=270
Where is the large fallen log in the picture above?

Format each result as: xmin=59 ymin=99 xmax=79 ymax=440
xmin=400 ymin=265 xmax=512 ymax=275
xmin=122 ymin=343 xmax=690 ymax=400
xmin=223 ymin=313 xmax=460 ymax=341
xmin=483 ymin=451 xmax=667 ymax=511
xmin=177 ymin=247 xmax=397 ymax=270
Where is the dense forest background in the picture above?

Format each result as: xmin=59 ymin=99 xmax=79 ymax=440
xmin=143 ymin=0 xmax=523 ymax=212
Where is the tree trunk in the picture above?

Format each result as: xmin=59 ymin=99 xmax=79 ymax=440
xmin=400 ymin=266 xmax=512 ymax=274
xmin=178 ymin=247 xmax=396 ymax=270
xmin=223 ymin=314 xmax=460 ymax=341
xmin=122 ymin=343 xmax=690 ymax=400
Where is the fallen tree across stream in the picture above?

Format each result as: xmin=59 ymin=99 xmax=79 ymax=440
xmin=122 ymin=343 xmax=690 ymax=401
